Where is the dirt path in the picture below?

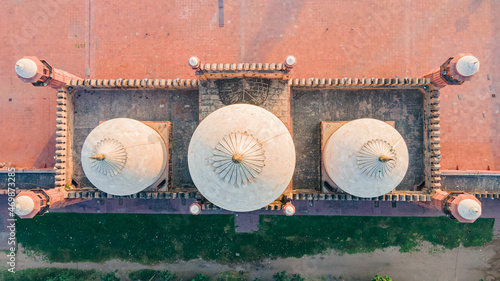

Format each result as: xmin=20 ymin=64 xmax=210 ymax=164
xmin=1 ymin=240 xmax=499 ymax=281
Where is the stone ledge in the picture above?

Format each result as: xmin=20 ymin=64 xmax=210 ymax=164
xmin=290 ymin=77 xmax=430 ymax=88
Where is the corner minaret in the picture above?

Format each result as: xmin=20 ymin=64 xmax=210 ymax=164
xmin=15 ymin=56 xmax=82 ymax=89
xmin=416 ymin=189 xmax=482 ymax=223
xmin=422 ymin=53 xmax=479 ymax=88
xmin=14 ymin=188 xmax=88 ymax=219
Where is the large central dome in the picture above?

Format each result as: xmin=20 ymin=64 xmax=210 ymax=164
xmin=188 ymin=104 xmax=296 ymax=212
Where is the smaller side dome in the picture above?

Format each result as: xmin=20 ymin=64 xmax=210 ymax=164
xmin=14 ymin=195 xmax=35 ymax=216
xmin=323 ymin=118 xmax=409 ymax=198
xmin=81 ymin=118 xmax=167 ymax=196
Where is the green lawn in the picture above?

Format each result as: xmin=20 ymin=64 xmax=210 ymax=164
xmin=15 ymin=214 xmax=494 ymax=264
xmin=0 ymin=268 xmax=102 ymax=281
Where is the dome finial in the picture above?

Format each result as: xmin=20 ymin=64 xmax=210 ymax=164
xmin=232 ymin=153 xmax=243 ymax=164
xmin=357 ymin=139 xmax=398 ymax=178
xmin=90 ymin=153 xmax=105 ymax=161
xmin=379 ymin=155 xmax=394 ymax=163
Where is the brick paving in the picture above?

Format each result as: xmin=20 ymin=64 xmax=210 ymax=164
xmin=0 ymin=0 xmax=498 ymax=172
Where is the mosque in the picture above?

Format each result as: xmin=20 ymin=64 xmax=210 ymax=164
xmin=11 ymin=54 xmax=488 ymax=223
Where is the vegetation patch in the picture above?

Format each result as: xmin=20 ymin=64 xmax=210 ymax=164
xmin=0 ymin=268 xmax=102 ymax=281
xmin=16 ymin=214 xmax=494 ymax=264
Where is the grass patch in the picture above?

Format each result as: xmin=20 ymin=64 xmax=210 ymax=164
xmin=216 ymin=270 xmax=247 ymax=281
xmin=16 ymin=214 xmax=494 ymax=264
xmin=0 ymin=268 xmax=101 ymax=281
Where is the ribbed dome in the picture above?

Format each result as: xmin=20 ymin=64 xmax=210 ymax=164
xmin=212 ymin=131 xmax=266 ymax=186
xmin=188 ymin=104 xmax=296 ymax=212
xmin=357 ymin=139 xmax=397 ymax=178
xmin=14 ymin=195 xmax=35 ymax=216
xmin=323 ymin=118 xmax=409 ymax=198
xmin=81 ymin=118 xmax=167 ymax=196
xmin=89 ymin=138 xmax=127 ymax=176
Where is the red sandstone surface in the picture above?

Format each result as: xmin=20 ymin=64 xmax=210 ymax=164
xmin=1 ymin=0 xmax=498 ymax=170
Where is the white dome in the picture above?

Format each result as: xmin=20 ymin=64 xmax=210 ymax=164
xmin=188 ymin=104 xmax=296 ymax=212
xmin=457 ymin=199 xmax=481 ymax=220
xmin=456 ymin=55 xmax=479 ymax=77
xmin=14 ymin=195 xmax=35 ymax=216
xmin=190 ymin=203 xmax=201 ymax=215
xmin=323 ymin=118 xmax=409 ymax=198
xmin=189 ymin=57 xmax=200 ymax=67
xmin=285 ymin=56 xmax=296 ymax=66
xmin=284 ymin=205 xmax=295 ymax=216
xmin=81 ymin=118 xmax=167 ymax=196
xmin=15 ymin=58 xmax=38 ymax=78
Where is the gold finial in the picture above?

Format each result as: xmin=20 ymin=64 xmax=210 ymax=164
xmin=379 ymin=155 xmax=394 ymax=163
xmin=232 ymin=153 xmax=243 ymax=164
xmin=90 ymin=153 xmax=106 ymax=161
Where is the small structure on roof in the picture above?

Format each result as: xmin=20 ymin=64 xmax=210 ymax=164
xmin=188 ymin=104 xmax=296 ymax=212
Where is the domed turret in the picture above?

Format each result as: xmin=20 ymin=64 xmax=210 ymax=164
xmin=15 ymin=56 xmax=82 ymax=89
xmin=455 ymin=55 xmax=479 ymax=77
xmin=188 ymin=104 xmax=296 ymax=212
xmin=15 ymin=58 xmax=38 ymax=79
xmin=81 ymin=118 xmax=167 ymax=196
xmin=457 ymin=198 xmax=481 ymax=221
xmin=449 ymin=194 xmax=482 ymax=223
xmin=14 ymin=195 xmax=35 ymax=216
xmin=422 ymin=53 xmax=480 ymax=88
xmin=323 ymin=118 xmax=409 ymax=198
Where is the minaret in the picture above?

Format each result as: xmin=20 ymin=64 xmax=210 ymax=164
xmin=420 ymin=189 xmax=482 ymax=223
xmin=14 ymin=188 xmax=88 ymax=219
xmin=284 ymin=55 xmax=296 ymax=70
xmin=422 ymin=53 xmax=480 ymax=88
xmin=189 ymin=202 xmax=202 ymax=215
xmin=15 ymin=56 xmax=82 ymax=89
xmin=283 ymin=202 xmax=295 ymax=216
